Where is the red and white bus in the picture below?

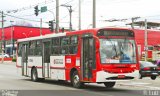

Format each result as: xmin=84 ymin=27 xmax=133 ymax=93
xmin=16 ymin=27 xmax=139 ymax=88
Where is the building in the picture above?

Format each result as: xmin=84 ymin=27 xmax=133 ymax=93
xmin=134 ymin=29 xmax=160 ymax=60
xmin=0 ymin=25 xmax=54 ymax=56
xmin=127 ymin=21 xmax=160 ymax=61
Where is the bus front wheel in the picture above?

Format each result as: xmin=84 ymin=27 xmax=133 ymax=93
xmin=71 ymin=71 xmax=83 ymax=88
xmin=104 ymin=82 xmax=116 ymax=88
xmin=31 ymin=68 xmax=39 ymax=82
xmin=151 ymin=76 xmax=156 ymax=80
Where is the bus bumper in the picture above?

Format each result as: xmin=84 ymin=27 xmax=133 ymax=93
xmin=96 ymin=70 xmax=139 ymax=82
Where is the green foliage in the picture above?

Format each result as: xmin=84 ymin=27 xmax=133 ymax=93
xmin=12 ymin=58 xmax=17 ymax=62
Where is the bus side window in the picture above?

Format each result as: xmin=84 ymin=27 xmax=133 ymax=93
xmin=71 ymin=35 xmax=78 ymax=44
xmin=69 ymin=45 xmax=77 ymax=54
xmin=29 ymin=41 xmax=36 ymax=56
xmin=61 ymin=46 xmax=69 ymax=54
xmin=69 ymin=36 xmax=78 ymax=54
xmin=61 ymin=37 xmax=70 ymax=45
xmin=53 ymin=37 xmax=60 ymax=46
xmin=35 ymin=40 xmax=42 ymax=55
xmin=61 ymin=37 xmax=70 ymax=55
xmin=52 ymin=38 xmax=60 ymax=55
xmin=18 ymin=43 xmax=22 ymax=56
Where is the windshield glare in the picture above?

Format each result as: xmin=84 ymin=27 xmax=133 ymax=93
xmin=100 ymin=39 xmax=137 ymax=64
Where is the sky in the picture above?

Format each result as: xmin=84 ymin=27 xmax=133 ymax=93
xmin=1 ymin=0 xmax=160 ymax=30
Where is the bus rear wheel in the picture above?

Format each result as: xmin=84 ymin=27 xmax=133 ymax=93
xmin=71 ymin=71 xmax=83 ymax=88
xmin=151 ymin=76 xmax=156 ymax=80
xmin=31 ymin=68 xmax=39 ymax=82
xmin=104 ymin=82 xmax=116 ymax=88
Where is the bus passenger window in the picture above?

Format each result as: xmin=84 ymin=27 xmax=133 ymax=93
xmin=29 ymin=41 xmax=36 ymax=55
xmin=53 ymin=38 xmax=60 ymax=46
xmin=36 ymin=40 xmax=42 ymax=55
xmin=52 ymin=38 xmax=60 ymax=55
xmin=71 ymin=36 xmax=78 ymax=44
xmin=61 ymin=37 xmax=70 ymax=45
xmin=52 ymin=47 xmax=60 ymax=55
xmin=18 ymin=43 xmax=22 ymax=56
xmin=69 ymin=46 xmax=77 ymax=54
xmin=61 ymin=46 xmax=69 ymax=54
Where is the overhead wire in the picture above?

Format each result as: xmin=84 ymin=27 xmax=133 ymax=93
xmin=6 ymin=0 xmax=55 ymax=13
xmin=4 ymin=0 xmax=77 ymax=24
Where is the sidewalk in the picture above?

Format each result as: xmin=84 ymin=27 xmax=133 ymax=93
xmin=0 ymin=61 xmax=16 ymax=65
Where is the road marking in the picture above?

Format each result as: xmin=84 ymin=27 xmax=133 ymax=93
xmin=118 ymin=82 xmax=150 ymax=86
xmin=117 ymin=82 xmax=160 ymax=90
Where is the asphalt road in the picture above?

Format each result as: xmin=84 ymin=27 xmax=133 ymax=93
xmin=0 ymin=62 xmax=160 ymax=96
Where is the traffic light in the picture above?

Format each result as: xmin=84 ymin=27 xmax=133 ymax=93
xmin=34 ymin=6 xmax=39 ymax=16
xmin=49 ymin=21 xmax=54 ymax=32
xmin=61 ymin=27 xmax=65 ymax=33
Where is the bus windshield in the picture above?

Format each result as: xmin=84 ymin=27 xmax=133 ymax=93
xmin=100 ymin=39 xmax=137 ymax=64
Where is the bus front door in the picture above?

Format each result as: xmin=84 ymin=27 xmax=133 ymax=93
xmin=81 ymin=35 xmax=96 ymax=81
xmin=22 ymin=43 xmax=29 ymax=76
xmin=42 ymin=41 xmax=51 ymax=78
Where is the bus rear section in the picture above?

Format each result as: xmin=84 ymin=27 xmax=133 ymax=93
xmin=16 ymin=28 xmax=139 ymax=88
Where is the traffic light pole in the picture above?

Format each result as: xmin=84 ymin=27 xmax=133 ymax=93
xmin=69 ymin=6 xmax=72 ymax=31
xmin=40 ymin=18 xmax=42 ymax=36
xmin=93 ymin=0 xmax=96 ymax=28
xmin=56 ymin=0 xmax=59 ymax=33
xmin=79 ymin=0 xmax=81 ymax=30
xmin=144 ymin=19 xmax=148 ymax=61
xmin=1 ymin=11 xmax=4 ymax=63
xmin=61 ymin=5 xmax=73 ymax=31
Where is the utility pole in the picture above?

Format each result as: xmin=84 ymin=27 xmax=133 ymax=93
xmin=56 ymin=0 xmax=59 ymax=33
xmin=131 ymin=17 xmax=140 ymax=29
xmin=79 ymin=0 xmax=81 ymax=30
xmin=144 ymin=19 xmax=148 ymax=61
xmin=61 ymin=4 xmax=73 ymax=31
xmin=69 ymin=6 xmax=72 ymax=31
xmin=1 ymin=11 xmax=4 ymax=63
xmin=131 ymin=18 xmax=135 ymax=29
xmin=93 ymin=0 xmax=96 ymax=28
xmin=10 ymin=21 xmax=14 ymax=57
xmin=40 ymin=18 xmax=42 ymax=36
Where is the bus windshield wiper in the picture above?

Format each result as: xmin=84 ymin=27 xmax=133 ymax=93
xmin=106 ymin=37 xmax=118 ymax=57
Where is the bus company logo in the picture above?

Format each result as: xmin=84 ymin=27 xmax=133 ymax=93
xmin=53 ymin=59 xmax=63 ymax=64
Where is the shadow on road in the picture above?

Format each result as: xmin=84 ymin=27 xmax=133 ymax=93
xmin=19 ymin=79 xmax=144 ymax=96
xmin=22 ymin=78 xmax=129 ymax=91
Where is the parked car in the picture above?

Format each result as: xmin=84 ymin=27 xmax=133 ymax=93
xmin=0 ymin=53 xmax=10 ymax=58
xmin=139 ymin=61 xmax=160 ymax=80
xmin=155 ymin=60 xmax=160 ymax=67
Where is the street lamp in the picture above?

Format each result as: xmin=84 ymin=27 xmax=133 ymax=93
xmin=61 ymin=4 xmax=73 ymax=31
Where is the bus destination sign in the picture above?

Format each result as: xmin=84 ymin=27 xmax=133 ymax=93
xmin=97 ymin=29 xmax=134 ymax=37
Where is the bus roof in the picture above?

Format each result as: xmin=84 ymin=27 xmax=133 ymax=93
xmin=17 ymin=27 xmax=133 ymax=42
xmin=17 ymin=32 xmax=66 ymax=42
